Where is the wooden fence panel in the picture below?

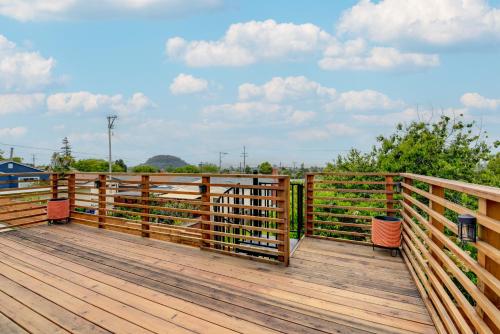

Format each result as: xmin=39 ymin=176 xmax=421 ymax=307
xmin=65 ymin=172 xmax=290 ymax=265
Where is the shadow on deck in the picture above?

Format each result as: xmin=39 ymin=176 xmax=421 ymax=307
xmin=0 ymin=224 xmax=436 ymax=334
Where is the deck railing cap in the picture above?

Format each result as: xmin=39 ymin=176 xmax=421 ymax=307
xmin=400 ymin=173 xmax=500 ymax=202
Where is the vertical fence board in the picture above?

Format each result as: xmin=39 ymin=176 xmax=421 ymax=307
xmin=141 ymin=175 xmax=150 ymax=238
xmin=98 ymin=174 xmax=106 ymax=229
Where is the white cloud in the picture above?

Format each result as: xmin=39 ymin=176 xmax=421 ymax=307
xmin=239 ymin=76 xmax=401 ymax=111
xmin=202 ymin=101 xmax=314 ymax=125
xmin=0 ymin=93 xmax=45 ymax=114
xmin=290 ymin=122 xmax=359 ymax=141
xmin=337 ymin=0 xmax=500 ymax=45
xmin=170 ymin=73 xmax=208 ymax=95
xmin=353 ymin=107 xmax=468 ymax=125
xmin=460 ymin=92 xmax=499 ymax=109
xmin=332 ymin=89 xmax=404 ymax=111
xmin=238 ymin=76 xmax=336 ymax=102
xmin=46 ymin=91 xmax=154 ymax=114
xmin=0 ymin=34 xmax=56 ymax=91
xmin=0 ymin=126 xmax=27 ymax=137
xmin=288 ymin=110 xmax=316 ymax=124
xmin=166 ymin=20 xmax=332 ymax=67
xmin=0 ymin=0 xmax=223 ymax=21
xmin=319 ymin=38 xmax=439 ymax=70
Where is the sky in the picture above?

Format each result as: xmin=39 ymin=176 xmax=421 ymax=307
xmin=0 ymin=0 xmax=499 ymax=168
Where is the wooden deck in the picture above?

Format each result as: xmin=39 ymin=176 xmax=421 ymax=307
xmin=0 ymin=224 xmax=436 ymax=334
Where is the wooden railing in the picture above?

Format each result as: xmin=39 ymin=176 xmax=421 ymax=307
xmin=0 ymin=172 xmax=58 ymax=231
xmin=304 ymin=172 xmax=400 ymax=244
xmin=66 ymin=172 xmax=290 ymax=265
xmin=401 ymin=173 xmax=500 ymax=334
xmin=305 ymin=172 xmax=500 ymax=334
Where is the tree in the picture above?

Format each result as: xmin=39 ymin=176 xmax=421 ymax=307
xmin=73 ymin=159 xmax=107 ymax=172
xmin=51 ymin=138 xmax=75 ymax=172
xmin=131 ymin=165 xmax=159 ymax=173
xmin=61 ymin=137 xmax=72 ymax=157
xmin=172 ymin=165 xmax=199 ymax=173
xmin=114 ymin=159 xmax=127 ymax=172
xmin=330 ymin=115 xmax=498 ymax=186
xmin=258 ymin=161 xmax=273 ymax=174
xmin=325 ymin=149 xmax=377 ymax=173
xmin=200 ymin=163 xmax=219 ymax=173
xmin=374 ymin=115 xmax=493 ymax=183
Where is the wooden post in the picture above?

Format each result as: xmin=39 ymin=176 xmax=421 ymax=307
xmin=68 ymin=173 xmax=75 ymax=216
xmin=141 ymin=175 xmax=150 ymax=238
xmin=477 ymin=198 xmax=500 ymax=331
xmin=200 ymin=176 xmax=211 ymax=249
xmin=276 ymin=177 xmax=290 ymax=266
xmin=98 ymin=174 xmax=106 ymax=229
xmin=385 ymin=175 xmax=394 ymax=216
xmin=429 ymin=185 xmax=445 ymax=253
xmin=403 ymin=177 xmax=413 ymax=215
xmin=305 ymin=174 xmax=314 ymax=237
xmin=51 ymin=173 xmax=58 ymax=199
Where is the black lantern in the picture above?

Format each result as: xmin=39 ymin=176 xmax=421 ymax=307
xmin=94 ymin=180 xmax=101 ymax=188
xmin=395 ymin=182 xmax=402 ymax=193
xmin=458 ymin=214 xmax=476 ymax=243
xmin=199 ymin=184 xmax=207 ymax=194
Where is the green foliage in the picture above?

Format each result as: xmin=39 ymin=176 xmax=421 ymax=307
xmin=258 ymin=161 xmax=273 ymax=174
xmin=330 ymin=115 xmax=498 ymax=186
xmin=169 ymin=165 xmax=199 ymax=173
xmin=325 ymin=149 xmax=378 ymax=173
xmin=199 ymin=163 xmax=219 ymax=173
xmin=131 ymin=165 xmax=159 ymax=173
xmin=51 ymin=137 xmax=75 ymax=172
xmin=375 ymin=115 xmax=493 ymax=183
xmin=114 ymin=159 xmax=127 ymax=172
xmin=72 ymin=159 xmax=126 ymax=172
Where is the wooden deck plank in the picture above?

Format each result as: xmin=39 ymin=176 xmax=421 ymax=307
xmin=0 ymin=274 xmax=111 ymax=334
xmin=34 ymin=226 xmax=431 ymax=322
xmin=0 ymin=224 xmax=437 ymax=334
xmin=0 ymin=311 xmax=29 ymax=334
xmin=0 ymin=290 xmax=70 ymax=334
xmin=18 ymin=227 xmax=434 ymax=330
xmin=51 ymin=223 xmax=427 ymax=307
xmin=4 ymin=232 xmax=372 ymax=334
xmin=0 ymin=237 xmax=277 ymax=334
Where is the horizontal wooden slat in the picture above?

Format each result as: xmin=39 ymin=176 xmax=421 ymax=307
xmin=313 ymin=188 xmax=394 ymax=194
xmin=402 ymin=182 xmax=500 ymax=234
xmin=309 ymin=204 xmax=399 ymax=212
xmin=311 ymin=220 xmax=372 ymax=229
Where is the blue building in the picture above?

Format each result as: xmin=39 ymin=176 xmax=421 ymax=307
xmin=0 ymin=161 xmax=49 ymax=189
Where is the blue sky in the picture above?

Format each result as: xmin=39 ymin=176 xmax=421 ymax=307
xmin=0 ymin=0 xmax=499 ymax=167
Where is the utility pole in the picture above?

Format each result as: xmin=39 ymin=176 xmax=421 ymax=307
xmin=219 ymin=152 xmax=228 ymax=172
xmin=107 ymin=115 xmax=117 ymax=174
xmin=240 ymin=146 xmax=248 ymax=172
xmin=9 ymin=147 xmax=13 ymax=159
xmin=199 ymin=161 xmax=204 ymax=173
xmin=32 ymin=154 xmax=36 ymax=167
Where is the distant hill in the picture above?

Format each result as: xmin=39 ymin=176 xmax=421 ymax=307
xmin=143 ymin=155 xmax=188 ymax=170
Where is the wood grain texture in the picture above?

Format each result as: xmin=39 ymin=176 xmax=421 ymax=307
xmin=0 ymin=224 xmax=436 ymax=334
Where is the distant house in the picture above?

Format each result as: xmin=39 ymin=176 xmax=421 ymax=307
xmin=0 ymin=161 xmax=49 ymax=189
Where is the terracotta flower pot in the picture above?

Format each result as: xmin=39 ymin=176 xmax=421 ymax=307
xmin=371 ymin=215 xmax=402 ymax=249
xmin=47 ymin=198 xmax=70 ymax=222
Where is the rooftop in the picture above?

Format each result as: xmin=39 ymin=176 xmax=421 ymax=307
xmin=0 ymin=223 xmax=435 ymax=334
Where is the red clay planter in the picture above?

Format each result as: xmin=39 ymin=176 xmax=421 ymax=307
xmin=47 ymin=198 xmax=70 ymax=224
xmin=371 ymin=215 xmax=402 ymax=256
